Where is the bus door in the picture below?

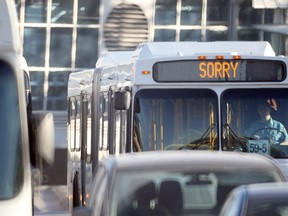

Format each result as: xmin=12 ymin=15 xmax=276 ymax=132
xmin=68 ymin=97 xmax=76 ymax=153
xmin=79 ymin=92 xmax=92 ymax=206
xmin=107 ymin=88 xmax=115 ymax=155
xmin=99 ymin=92 xmax=109 ymax=160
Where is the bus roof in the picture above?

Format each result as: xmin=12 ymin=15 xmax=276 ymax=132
xmin=133 ymin=41 xmax=276 ymax=59
xmin=68 ymin=69 xmax=94 ymax=97
xmin=90 ymin=41 xmax=286 ymax=87
xmin=95 ymin=41 xmax=277 ymax=70
xmin=96 ymin=51 xmax=134 ymax=68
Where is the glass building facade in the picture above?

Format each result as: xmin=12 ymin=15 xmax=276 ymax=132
xmin=15 ymin=0 xmax=287 ymax=111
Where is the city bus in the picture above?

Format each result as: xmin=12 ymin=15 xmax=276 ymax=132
xmin=67 ymin=41 xmax=288 ymax=210
xmin=0 ymin=0 xmax=54 ymax=215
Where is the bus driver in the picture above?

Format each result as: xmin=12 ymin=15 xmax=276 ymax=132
xmin=247 ymin=99 xmax=288 ymax=145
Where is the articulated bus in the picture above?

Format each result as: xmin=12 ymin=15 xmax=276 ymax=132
xmin=67 ymin=41 xmax=288 ymax=210
xmin=0 ymin=0 xmax=54 ymax=215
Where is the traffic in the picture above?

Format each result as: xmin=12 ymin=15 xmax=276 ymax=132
xmin=72 ymin=151 xmax=287 ymax=216
xmin=2 ymin=0 xmax=288 ymax=216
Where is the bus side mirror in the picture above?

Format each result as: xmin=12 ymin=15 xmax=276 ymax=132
xmin=29 ymin=111 xmax=55 ymax=167
xmin=114 ymin=90 xmax=131 ymax=110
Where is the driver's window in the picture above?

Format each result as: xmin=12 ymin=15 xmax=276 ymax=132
xmin=221 ymin=88 xmax=288 ymax=158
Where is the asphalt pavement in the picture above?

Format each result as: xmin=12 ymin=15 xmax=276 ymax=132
xmin=34 ymin=185 xmax=70 ymax=216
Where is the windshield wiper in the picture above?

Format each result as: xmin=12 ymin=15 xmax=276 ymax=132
xmin=184 ymin=124 xmax=217 ymax=150
xmin=222 ymin=124 xmax=247 ymax=151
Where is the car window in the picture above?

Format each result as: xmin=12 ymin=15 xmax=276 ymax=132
xmin=109 ymin=169 xmax=282 ymax=216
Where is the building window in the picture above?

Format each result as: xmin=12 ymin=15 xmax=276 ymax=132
xmin=154 ymin=0 xmax=228 ymax=41
xmin=76 ymin=28 xmax=98 ymax=68
xmin=16 ymin=0 xmax=100 ymax=110
xmin=51 ymin=0 xmax=73 ymax=24
xmin=78 ymin=0 xmax=100 ymax=24
xmin=30 ymin=71 xmax=45 ymax=110
xmin=50 ymin=28 xmax=73 ymax=67
xmin=155 ymin=0 xmax=177 ymax=25
xmin=24 ymin=0 xmax=47 ymax=23
xmin=24 ymin=27 xmax=46 ymax=67
xmin=181 ymin=0 xmax=202 ymax=25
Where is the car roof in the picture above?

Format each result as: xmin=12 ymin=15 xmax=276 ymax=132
xmin=102 ymin=151 xmax=284 ymax=173
xmin=243 ymin=182 xmax=288 ymax=197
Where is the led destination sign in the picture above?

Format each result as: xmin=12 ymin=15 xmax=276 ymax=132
xmin=153 ymin=59 xmax=285 ymax=82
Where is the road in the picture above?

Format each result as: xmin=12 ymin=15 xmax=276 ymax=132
xmin=34 ymin=185 xmax=70 ymax=216
xmin=34 ymin=111 xmax=70 ymax=216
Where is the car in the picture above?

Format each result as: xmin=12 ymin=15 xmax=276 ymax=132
xmin=72 ymin=151 xmax=287 ymax=216
xmin=219 ymin=182 xmax=288 ymax=216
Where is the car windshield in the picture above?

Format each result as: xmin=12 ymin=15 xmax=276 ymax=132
xmin=0 ymin=60 xmax=23 ymax=199
xmin=110 ymin=168 xmax=282 ymax=216
xmin=133 ymin=89 xmax=218 ymax=151
xmin=221 ymin=88 xmax=288 ymax=158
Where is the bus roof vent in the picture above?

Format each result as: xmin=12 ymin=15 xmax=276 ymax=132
xmin=103 ymin=3 xmax=149 ymax=51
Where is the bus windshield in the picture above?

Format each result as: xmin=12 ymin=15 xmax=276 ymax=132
xmin=133 ymin=89 xmax=218 ymax=151
xmin=0 ymin=60 xmax=23 ymax=199
xmin=221 ymin=88 xmax=288 ymax=158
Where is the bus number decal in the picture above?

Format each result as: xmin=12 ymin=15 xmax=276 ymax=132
xmin=247 ymin=140 xmax=270 ymax=155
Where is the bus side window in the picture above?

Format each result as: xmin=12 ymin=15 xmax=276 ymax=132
xmin=114 ymin=108 xmax=128 ymax=154
xmin=86 ymin=97 xmax=92 ymax=163
xmin=69 ymin=97 xmax=76 ymax=152
xmin=75 ymin=97 xmax=81 ymax=151
xmin=99 ymin=93 xmax=109 ymax=151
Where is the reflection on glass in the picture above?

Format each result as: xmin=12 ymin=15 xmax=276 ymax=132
xmin=206 ymin=0 xmax=228 ymax=25
xmin=51 ymin=0 xmax=73 ymax=24
xmin=47 ymin=71 xmax=69 ymax=110
xmin=30 ymin=71 xmax=45 ymax=110
xmin=154 ymin=29 xmax=176 ymax=41
xmin=133 ymin=89 xmax=218 ymax=151
xmin=206 ymin=30 xmax=227 ymax=41
xmin=76 ymin=28 xmax=98 ymax=68
xmin=155 ymin=0 xmax=176 ymax=25
xmin=238 ymin=29 xmax=259 ymax=41
xmin=25 ymin=0 xmax=47 ymax=23
xmin=50 ymin=28 xmax=72 ymax=67
xmin=180 ymin=30 xmax=201 ymax=41
xmin=78 ymin=0 xmax=100 ymax=24
xmin=24 ymin=28 xmax=46 ymax=67
xmin=181 ymin=0 xmax=202 ymax=25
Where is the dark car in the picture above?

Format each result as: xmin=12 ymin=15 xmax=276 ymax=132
xmin=73 ymin=151 xmax=287 ymax=216
xmin=219 ymin=182 xmax=288 ymax=216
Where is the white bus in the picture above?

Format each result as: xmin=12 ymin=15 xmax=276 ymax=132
xmin=67 ymin=41 xmax=288 ymax=210
xmin=0 ymin=0 xmax=54 ymax=215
